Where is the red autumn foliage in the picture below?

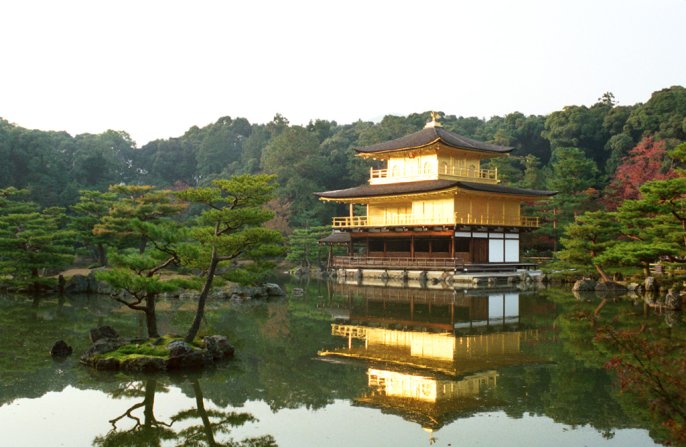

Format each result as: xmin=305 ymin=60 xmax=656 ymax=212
xmin=603 ymin=137 xmax=675 ymax=210
xmin=598 ymin=326 xmax=686 ymax=445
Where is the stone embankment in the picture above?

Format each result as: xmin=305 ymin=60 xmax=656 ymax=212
xmin=572 ymin=277 xmax=684 ymax=310
xmin=63 ymin=270 xmax=285 ymax=300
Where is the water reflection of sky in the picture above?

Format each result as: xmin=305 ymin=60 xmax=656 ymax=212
xmin=0 ymin=282 xmax=674 ymax=447
xmin=0 ymin=386 xmax=658 ymax=447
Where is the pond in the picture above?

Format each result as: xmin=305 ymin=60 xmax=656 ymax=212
xmin=0 ymin=278 xmax=682 ymax=447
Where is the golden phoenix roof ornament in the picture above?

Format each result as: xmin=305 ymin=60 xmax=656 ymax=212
xmin=425 ymin=111 xmax=442 ymax=128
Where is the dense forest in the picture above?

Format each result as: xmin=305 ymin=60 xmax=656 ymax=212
xmin=1 ymin=86 xmax=685 ymax=256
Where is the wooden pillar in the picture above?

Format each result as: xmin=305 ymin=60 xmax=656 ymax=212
xmin=451 ymin=234 xmax=455 ymax=258
xmin=410 ymin=235 xmax=415 ymax=259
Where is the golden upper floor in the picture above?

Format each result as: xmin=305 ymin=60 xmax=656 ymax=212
xmin=356 ymin=123 xmax=512 ymax=185
xmin=368 ymin=144 xmax=500 ymax=185
xmin=317 ymin=180 xmax=554 ymax=229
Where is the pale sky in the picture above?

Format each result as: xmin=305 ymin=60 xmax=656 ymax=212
xmin=1 ymin=0 xmax=685 ymax=146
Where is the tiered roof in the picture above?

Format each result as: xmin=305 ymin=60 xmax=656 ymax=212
xmin=315 ymin=180 xmax=555 ymax=200
xmin=355 ymin=126 xmax=513 ymax=155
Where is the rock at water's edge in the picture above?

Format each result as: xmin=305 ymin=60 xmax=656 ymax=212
xmin=665 ymin=289 xmax=682 ymax=310
xmin=264 ymin=283 xmax=286 ymax=297
xmin=50 ymin=340 xmax=73 ymax=357
xmin=203 ymin=335 xmax=235 ymax=360
xmin=572 ymin=279 xmax=596 ymax=291
xmin=89 ymin=325 xmax=119 ymax=343
xmin=645 ymin=276 xmax=659 ymax=292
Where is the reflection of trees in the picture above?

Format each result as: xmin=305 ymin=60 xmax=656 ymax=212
xmin=542 ymin=287 xmax=686 ymax=445
xmin=0 ymin=294 xmax=134 ymax=407
xmin=93 ymin=378 xmax=277 ymax=447
xmin=93 ymin=379 xmax=174 ymax=447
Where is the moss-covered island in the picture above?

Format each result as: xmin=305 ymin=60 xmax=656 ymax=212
xmin=80 ymin=327 xmax=235 ymax=372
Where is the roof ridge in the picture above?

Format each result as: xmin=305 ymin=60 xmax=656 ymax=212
xmin=355 ymin=125 xmax=512 ymax=154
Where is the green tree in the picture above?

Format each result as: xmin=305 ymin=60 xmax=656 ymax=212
xmin=286 ymin=226 xmax=333 ymax=268
xmin=70 ymin=189 xmax=117 ymax=266
xmin=543 ymin=102 xmax=612 ymax=168
xmin=0 ymin=188 xmax=75 ymax=292
xmin=95 ymin=229 xmax=192 ymax=338
xmin=558 ymin=211 xmax=621 ymax=281
xmin=94 ymin=186 xmax=190 ymax=337
xmin=196 ymin=117 xmax=252 ymax=179
xmin=95 ymin=185 xmax=186 ymax=254
xmin=624 ymin=85 xmax=686 ymax=142
xmin=71 ymin=130 xmax=137 ymax=188
xmin=260 ymin=126 xmax=329 ymax=226
xmin=356 ymin=114 xmax=422 ymax=147
xmin=545 ymin=148 xmax=599 ymax=226
xmin=177 ymin=174 xmax=284 ymax=343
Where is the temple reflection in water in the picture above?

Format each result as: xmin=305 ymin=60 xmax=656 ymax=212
xmin=319 ymin=282 xmax=555 ymax=431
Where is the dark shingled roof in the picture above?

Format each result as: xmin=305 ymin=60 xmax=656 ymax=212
xmin=315 ymin=180 xmax=556 ymax=200
xmin=356 ymin=126 xmax=513 ymax=154
xmin=457 ymin=181 xmax=557 ymax=197
xmin=318 ymin=232 xmax=351 ymax=244
xmin=315 ymin=180 xmax=459 ymax=199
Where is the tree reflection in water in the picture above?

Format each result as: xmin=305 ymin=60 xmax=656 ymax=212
xmin=93 ymin=378 xmax=277 ymax=447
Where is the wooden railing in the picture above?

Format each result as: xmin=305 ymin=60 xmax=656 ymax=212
xmin=332 ymin=214 xmax=539 ymax=228
xmin=370 ymin=168 xmax=389 ymax=179
xmin=443 ymin=166 xmax=498 ymax=181
xmin=331 ymin=256 xmax=537 ymax=271
xmin=454 ymin=214 xmax=539 ymax=228
xmin=369 ymin=166 xmax=498 ymax=183
xmin=332 ymin=216 xmax=369 ymax=227
xmin=332 ymin=256 xmax=466 ymax=270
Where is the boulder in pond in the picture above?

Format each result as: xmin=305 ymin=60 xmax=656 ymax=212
xmin=167 ymin=341 xmax=213 ymax=369
xmin=65 ymin=274 xmax=95 ymax=294
xmin=81 ymin=337 xmax=128 ymax=360
xmin=203 ymin=335 xmax=235 ymax=360
xmin=89 ymin=326 xmax=119 ymax=343
xmin=644 ymin=276 xmax=659 ymax=292
xmin=92 ymin=357 xmax=121 ymax=371
xmin=264 ymin=283 xmax=285 ymax=296
xmin=50 ymin=340 xmax=73 ymax=357
xmin=120 ymin=356 xmax=166 ymax=372
xmin=572 ymin=279 xmax=596 ymax=291
xmin=167 ymin=340 xmax=195 ymax=357
xmin=665 ymin=288 xmax=682 ymax=311
xmin=627 ymin=282 xmax=643 ymax=292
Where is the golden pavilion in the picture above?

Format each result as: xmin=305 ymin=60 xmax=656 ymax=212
xmin=318 ymin=285 xmax=554 ymax=432
xmin=316 ymin=114 xmax=555 ymax=271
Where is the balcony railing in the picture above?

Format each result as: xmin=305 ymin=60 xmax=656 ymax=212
xmin=332 ymin=256 xmax=466 ymax=270
xmin=331 ymin=213 xmax=539 ymax=228
xmin=369 ymin=166 xmax=498 ymax=184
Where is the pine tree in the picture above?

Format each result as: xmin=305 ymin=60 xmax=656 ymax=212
xmin=94 ymin=186 xmax=191 ymax=338
xmin=0 ymin=188 xmax=75 ymax=292
xmin=558 ymin=211 xmax=621 ymax=281
xmin=177 ymin=174 xmax=284 ymax=343
xmin=70 ymin=189 xmax=117 ymax=266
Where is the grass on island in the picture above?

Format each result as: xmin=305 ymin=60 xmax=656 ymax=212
xmin=93 ymin=335 xmax=205 ymax=362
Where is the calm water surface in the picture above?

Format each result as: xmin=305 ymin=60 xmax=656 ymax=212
xmin=0 ymin=279 xmax=679 ymax=447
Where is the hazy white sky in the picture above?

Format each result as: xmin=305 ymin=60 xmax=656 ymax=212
xmin=1 ymin=0 xmax=685 ymax=146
